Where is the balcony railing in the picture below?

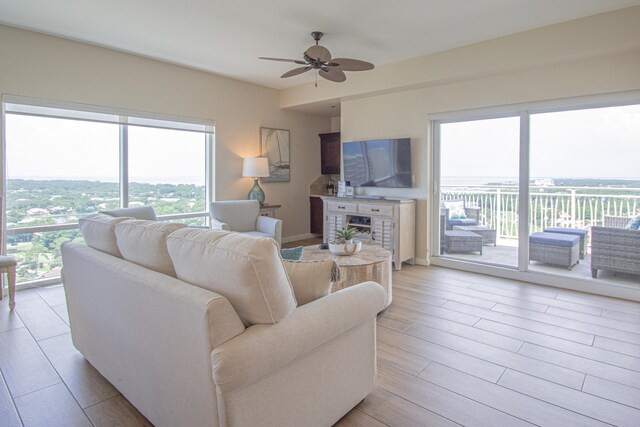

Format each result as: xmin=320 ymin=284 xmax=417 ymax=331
xmin=442 ymin=186 xmax=640 ymax=240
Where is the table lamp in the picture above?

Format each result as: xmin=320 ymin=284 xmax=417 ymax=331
xmin=242 ymin=157 xmax=270 ymax=206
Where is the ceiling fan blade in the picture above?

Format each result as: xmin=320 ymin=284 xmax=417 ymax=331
xmin=281 ymin=66 xmax=312 ymax=78
xmin=319 ymin=68 xmax=346 ymax=83
xmin=305 ymin=45 xmax=332 ymax=63
xmin=328 ymin=58 xmax=374 ymax=71
xmin=259 ymin=57 xmax=307 ymax=65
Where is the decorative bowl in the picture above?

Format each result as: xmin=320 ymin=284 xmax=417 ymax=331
xmin=329 ymin=240 xmax=362 ymax=256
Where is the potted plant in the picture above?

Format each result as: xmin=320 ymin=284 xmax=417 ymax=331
xmin=329 ymin=226 xmax=362 ymax=256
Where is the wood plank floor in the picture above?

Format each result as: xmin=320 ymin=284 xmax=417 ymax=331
xmin=2 ymin=265 xmax=640 ymax=426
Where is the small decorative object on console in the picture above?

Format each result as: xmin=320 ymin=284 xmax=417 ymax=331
xmin=337 ymin=180 xmax=348 ymax=197
xmin=329 ymin=226 xmax=362 ymax=255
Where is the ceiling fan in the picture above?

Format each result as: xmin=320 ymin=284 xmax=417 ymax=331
xmin=259 ymin=31 xmax=374 ymax=85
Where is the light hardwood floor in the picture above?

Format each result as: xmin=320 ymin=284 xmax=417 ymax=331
xmin=1 ymin=264 xmax=640 ymax=426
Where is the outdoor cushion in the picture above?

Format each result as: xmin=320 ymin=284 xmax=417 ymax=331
xmin=448 ymin=218 xmax=477 ymax=227
xmin=444 ymin=200 xmax=466 ymax=219
xmin=166 ymin=228 xmax=297 ymax=325
xmin=544 ymin=227 xmax=589 ymax=238
xmin=529 ymin=232 xmax=579 ymax=248
xmin=79 ymin=213 xmax=129 ymax=257
xmin=625 ymin=216 xmax=640 ymax=230
xmin=115 ymin=220 xmax=187 ymax=277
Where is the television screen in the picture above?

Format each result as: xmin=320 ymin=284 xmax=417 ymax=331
xmin=343 ymin=138 xmax=412 ymax=188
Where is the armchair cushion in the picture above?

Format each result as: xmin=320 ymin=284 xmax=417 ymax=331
xmin=114 ymin=220 xmax=187 ymax=277
xmin=166 ymin=228 xmax=297 ymax=325
xmin=448 ymin=218 xmax=478 ymax=227
xmin=210 ymin=200 xmax=260 ymax=232
xmin=79 ymin=213 xmax=129 ymax=258
xmin=283 ymin=258 xmax=336 ymax=306
xmin=625 ymin=216 xmax=640 ymax=230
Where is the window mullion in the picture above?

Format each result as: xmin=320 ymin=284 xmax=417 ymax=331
xmin=120 ymin=122 xmax=128 ymax=208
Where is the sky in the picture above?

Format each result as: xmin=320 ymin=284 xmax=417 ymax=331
xmin=440 ymin=104 xmax=640 ymax=181
xmin=5 ymin=115 xmax=206 ymax=185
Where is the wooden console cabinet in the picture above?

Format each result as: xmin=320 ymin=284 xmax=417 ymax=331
xmin=321 ymin=196 xmax=415 ymax=270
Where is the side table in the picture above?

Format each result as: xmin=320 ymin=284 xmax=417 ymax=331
xmin=303 ymin=244 xmax=392 ymax=307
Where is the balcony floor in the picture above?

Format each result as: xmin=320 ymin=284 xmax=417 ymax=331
xmin=443 ymin=241 xmax=640 ymax=287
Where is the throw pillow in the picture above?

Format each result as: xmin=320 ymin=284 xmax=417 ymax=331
xmin=283 ymin=259 xmax=339 ymax=306
xmin=625 ymin=216 xmax=640 ymax=230
xmin=445 ymin=200 xmax=466 ymax=220
xmin=280 ymin=246 xmax=303 ymax=261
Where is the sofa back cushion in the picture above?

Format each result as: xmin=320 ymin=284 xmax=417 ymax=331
xmin=210 ymin=200 xmax=259 ymax=232
xmin=79 ymin=213 xmax=130 ymax=257
xmin=167 ymin=228 xmax=297 ymax=325
xmin=115 ymin=220 xmax=187 ymax=277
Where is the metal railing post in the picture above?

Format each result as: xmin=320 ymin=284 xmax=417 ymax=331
xmin=570 ymin=189 xmax=577 ymax=228
xmin=496 ymin=188 xmax=502 ymax=240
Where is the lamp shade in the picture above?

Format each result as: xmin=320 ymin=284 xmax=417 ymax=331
xmin=242 ymin=157 xmax=270 ymax=178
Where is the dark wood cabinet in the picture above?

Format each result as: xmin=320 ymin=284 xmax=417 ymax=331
xmin=310 ymin=197 xmax=324 ymax=235
xmin=319 ymin=132 xmax=341 ymax=175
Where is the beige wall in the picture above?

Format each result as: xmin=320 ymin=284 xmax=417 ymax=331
xmin=331 ymin=8 xmax=640 ymax=263
xmin=0 ymin=24 xmax=330 ymax=240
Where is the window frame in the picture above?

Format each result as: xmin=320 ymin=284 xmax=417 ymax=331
xmin=1 ymin=96 xmax=215 ymax=287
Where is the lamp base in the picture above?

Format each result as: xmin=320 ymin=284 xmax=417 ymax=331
xmin=247 ymin=178 xmax=265 ymax=206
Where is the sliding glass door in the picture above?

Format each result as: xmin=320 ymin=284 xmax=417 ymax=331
xmin=528 ymin=105 xmax=640 ymax=285
xmin=433 ymin=99 xmax=640 ymax=288
xmin=438 ymin=116 xmax=520 ymax=268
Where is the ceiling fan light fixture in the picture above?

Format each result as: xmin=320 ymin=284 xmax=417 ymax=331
xmin=259 ymin=31 xmax=374 ymax=85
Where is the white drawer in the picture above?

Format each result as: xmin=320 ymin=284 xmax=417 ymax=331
xmin=328 ymin=201 xmax=358 ymax=213
xmin=359 ymin=204 xmax=393 ymax=216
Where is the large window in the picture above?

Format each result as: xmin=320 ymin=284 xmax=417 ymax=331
xmin=3 ymin=98 xmax=214 ymax=284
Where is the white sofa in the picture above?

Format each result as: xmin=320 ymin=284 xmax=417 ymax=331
xmin=61 ymin=214 xmax=385 ymax=427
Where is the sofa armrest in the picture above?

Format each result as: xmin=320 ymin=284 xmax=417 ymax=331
xmin=211 ymin=281 xmax=385 ymax=393
xmin=210 ymin=218 xmax=231 ymax=231
xmin=256 ymin=215 xmax=282 ymax=246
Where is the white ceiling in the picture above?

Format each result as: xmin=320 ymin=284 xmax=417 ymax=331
xmin=1 ymin=0 xmax=639 ymax=90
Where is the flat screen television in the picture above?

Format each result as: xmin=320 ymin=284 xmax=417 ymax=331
xmin=342 ymin=138 xmax=412 ymax=188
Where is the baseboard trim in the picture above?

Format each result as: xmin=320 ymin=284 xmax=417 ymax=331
xmin=414 ymin=258 xmax=430 ymax=266
xmin=282 ymin=233 xmax=321 ymax=244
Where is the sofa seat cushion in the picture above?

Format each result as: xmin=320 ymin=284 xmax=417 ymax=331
xmin=283 ymin=259 xmax=336 ymax=306
xmin=115 ymin=220 xmax=187 ymax=277
xmin=79 ymin=213 xmax=130 ymax=258
xmin=167 ymin=228 xmax=297 ymax=325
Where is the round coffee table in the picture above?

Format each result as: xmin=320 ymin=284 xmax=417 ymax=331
xmin=303 ymin=244 xmax=392 ymax=307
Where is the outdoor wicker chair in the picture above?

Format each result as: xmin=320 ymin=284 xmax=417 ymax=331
xmin=590 ymin=215 xmax=640 ymax=278
xmin=441 ymin=200 xmax=480 ymax=230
